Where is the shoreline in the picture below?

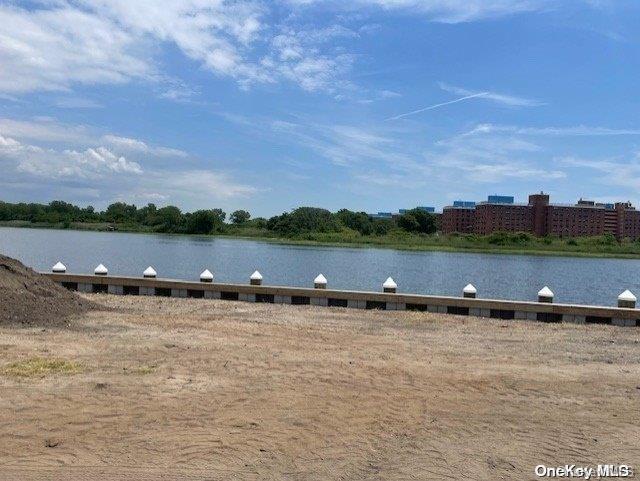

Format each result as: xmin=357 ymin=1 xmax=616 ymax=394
xmin=3 ymin=221 xmax=640 ymax=259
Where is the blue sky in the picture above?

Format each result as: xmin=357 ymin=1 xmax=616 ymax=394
xmin=1 ymin=0 xmax=640 ymax=217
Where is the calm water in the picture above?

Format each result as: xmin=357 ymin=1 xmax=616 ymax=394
xmin=0 ymin=226 xmax=637 ymax=307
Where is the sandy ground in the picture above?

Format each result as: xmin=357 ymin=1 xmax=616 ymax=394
xmin=1 ymin=294 xmax=639 ymax=481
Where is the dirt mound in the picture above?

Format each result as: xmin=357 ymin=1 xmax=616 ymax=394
xmin=0 ymin=254 xmax=95 ymax=326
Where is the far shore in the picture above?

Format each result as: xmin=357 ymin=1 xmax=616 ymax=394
xmin=3 ymin=220 xmax=640 ymax=259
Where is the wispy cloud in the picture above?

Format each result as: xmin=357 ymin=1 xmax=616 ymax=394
xmin=0 ymin=0 xmax=618 ymax=102
xmin=430 ymin=156 xmax=565 ymax=183
xmin=439 ymin=83 xmax=545 ymax=107
xmin=0 ymin=117 xmax=93 ymax=143
xmin=387 ymin=82 xmax=543 ymax=120
xmin=425 ymin=127 xmax=565 ymax=183
xmin=379 ymin=89 xmax=402 ymax=99
xmin=0 ymin=117 xmax=258 ymax=208
xmin=102 ymin=135 xmax=188 ymax=158
xmin=386 ymin=92 xmax=488 ymax=120
xmin=0 ymin=2 xmax=363 ymax=96
xmin=0 ymin=118 xmax=190 ymax=160
xmin=152 ymin=170 xmax=259 ymax=201
xmin=559 ymin=155 xmax=640 ymax=191
xmin=286 ymin=0 xmax=557 ymax=23
xmin=465 ymin=123 xmax=640 ymax=136
xmin=54 ymin=97 xmax=103 ymax=109
xmin=222 ymin=111 xmax=565 ymax=190
xmin=0 ymin=4 xmax=149 ymax=94
xmin=269 ymin=119 xmax=415 ymax=168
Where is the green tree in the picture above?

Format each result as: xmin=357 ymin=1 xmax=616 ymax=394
xmin=136 ymin=203 xmax=157 ymax=225
xmin=104 ymin=202 xmax=137 ymax=223
xmin=397 ymin=213 xmax=420 ymax=232
xmin=372 ymin=218 xmax=394 ymax=236
xmin=155 ymin=205 xmax=183 ymax=232
xmin=212 ymin=208 xmax=226 ymax=224
xmin=80 ymin=205 xmax=98 ymax=222
xmin=248 ymin=217 xmax=268 ymax=229
xmin=186 ymin=210 xmax=219 ymax=234
xmin=230 ymin=209 xmax=251 ymax=224
xmin=397 ymin=209 xmax=437 ymax=234
xmin=267 ymin=207 xmax=340 ymax=235
xmin=0 ymin=202 xmax=9 ymax=221
xmin=335 ymin=209 xmax=373 ymax=235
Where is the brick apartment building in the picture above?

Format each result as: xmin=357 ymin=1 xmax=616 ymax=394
xmin=441 ymin=193 xmax=640 ymax=239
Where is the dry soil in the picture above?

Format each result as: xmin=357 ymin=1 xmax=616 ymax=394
xmin=0 ymin=294 xmax=639 ymax=480
xmin=0 ymin=254 xmax=94 ymax=326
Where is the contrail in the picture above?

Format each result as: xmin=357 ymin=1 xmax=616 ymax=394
xmin=386 ymin=92 xmax=489 ymax=120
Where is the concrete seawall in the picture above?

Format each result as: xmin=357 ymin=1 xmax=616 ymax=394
xmin=43 ymin=272 xmax=639 ymax=327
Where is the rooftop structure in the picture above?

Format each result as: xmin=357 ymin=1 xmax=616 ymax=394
xmin=416 ymin=206 xmax=435 ymax=213
xmin=370 ymin=212 xmax=394 ymax=219
xmin=374 ymin=206 xmax=436 ymax=218
xmin=442 ymin=192 xmax=640 ymax=239
xmin=486 ymin=195 xmax=514 ymax=205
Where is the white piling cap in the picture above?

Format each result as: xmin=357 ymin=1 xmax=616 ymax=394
xmin=94 ymin=264 xmax=108 ymax=275
xmin=618 ymin=289 xmax=637 ymax=302
xmin=314 ymin=274 xmax=327 ymax=285
xmin=383 ymin=277 xmax=397 ymax=289
xmin=143 ymin=266 xmax=157 ymax=277
xmin=538 ymin=286 xmax=554 ymax=297
xmin=200 ymin=269 xmax=214 ymax=281
xmin=52 ymin=261 xmax=66 ymax=273
xmin=463 ymin=283 xmax=477 ymax=294
xmin=250 ymin=270 xmax=263 ymax=281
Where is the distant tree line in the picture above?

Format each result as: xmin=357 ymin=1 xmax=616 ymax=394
xmin=0 ymin=200 xmax=438 ymax=236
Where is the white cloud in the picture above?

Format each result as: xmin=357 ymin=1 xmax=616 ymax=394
xmin=285 ymin=0 xmax=555 ymax=23
xmin=0 ymin=135 xmax=21 ymax=148
xmin=387 ymin=83 xmax=543 ymax=120
xmin=269 ymin=119 xmax=411 ymax=167
xmin=158 ymin=82 xmax=200 ymax=103
xmin=261 ymin=23 xmax=358 ymax=92
xmin=464 ymin=123 xmax=640 ymax=137
xmin=54 ymin=97 xmax=104 ymax=109
xmin=0 ymin=1 xmax=361 ymax=96
xmin=438 ymin=83 xmax=544 ymax=107
xmin=0 ymin=118 xmax=187 ymax=160
xmin=425 ymin=127 xmax=564 ymax=183
xmin=0 ymin=0 xmax=613 ymax=100
xmin=84 ymin=0 xmax=264 ymax=77
xmin=353 ymin=171 xmax=427 ymax=188
xmin=0 ymin=118 xmax=258 ymax=207
xmin=227 ymin=112 xmax=562 ymax=187
xmin=1 ymin=137 xmax=143 ymax=179
xmin=436 ymin=133 xmax=541 ymax=154
xmin=0 ymin=93 xmax=22 ymax=102
xmin=430 ymin=156 xmax=565 ymax=183
xmin=218 ymin=108 xmax=639 ymax=199
xmin=64 ymin=147 xmax=143 ymax=176
xmin=0 ymin=1 xmax=264 ymax=94
xmin=0 ymin=4 xmax=149 ymax=94
xmin=387 ymin=92 xmax=488 ymax=120
xmin=267 ymin=53 xmax=355 ymax=93
xmin=153 ymin=170 xmax=259 ymax=201
xmin=379 ymin=89 xmax=402 ymax=99
xmin=0 ymin=117 xmax=93 ymax=143
xmin=102 ymin=135 xmax=188 ymax=157
xmin=559 ymin=155 xmax=640 ymax=190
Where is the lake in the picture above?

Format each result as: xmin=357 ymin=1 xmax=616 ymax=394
xmin=0 ymin=226 xmax=637 ymax=307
